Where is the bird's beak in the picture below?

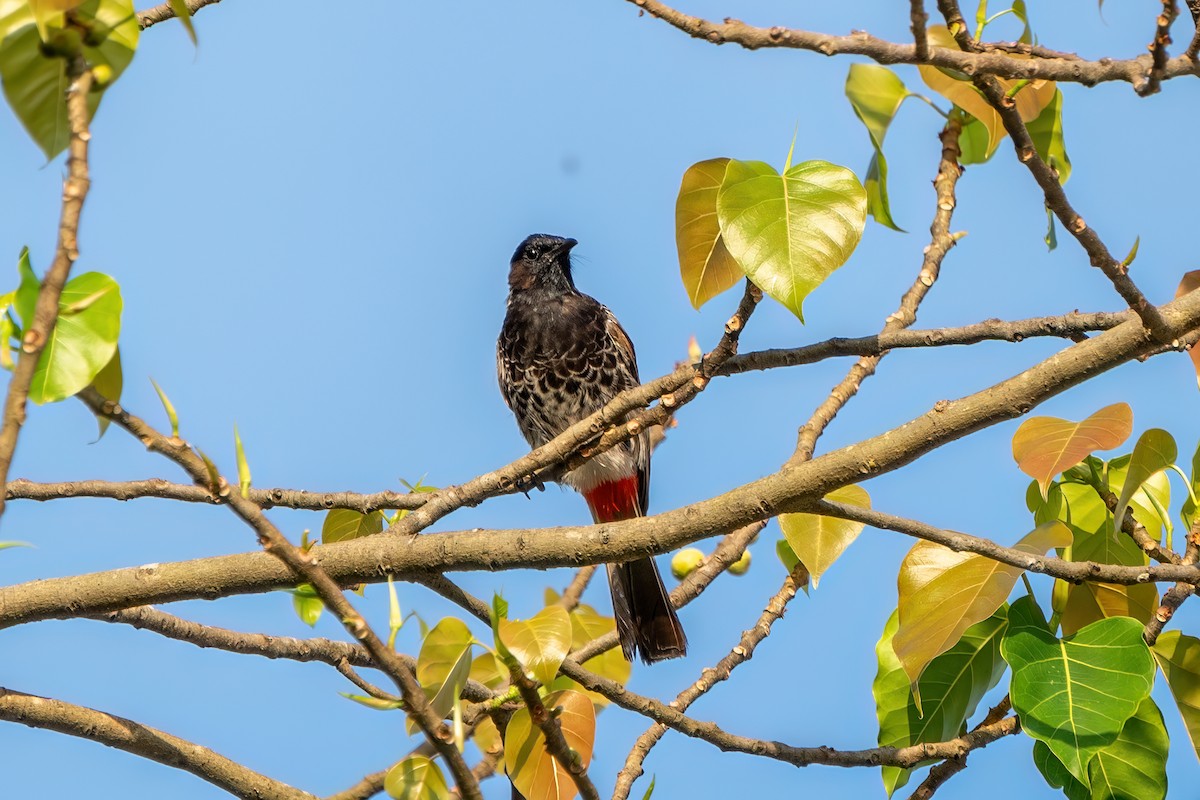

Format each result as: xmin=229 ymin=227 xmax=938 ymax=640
xmin=551 ymin=238 xmax=578 ymax=258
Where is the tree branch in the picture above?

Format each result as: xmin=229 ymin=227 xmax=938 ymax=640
xmin=1141 ymin=0 xmax=1180 ymax=96
xmin=0 ymin=687 xmax=315 ymax=800
xmin=905 ymin=698 xmax=1015 ymax=800
xmin=620 ymin=0 xmax=1199 ymax=85
xmin=137 ymin=0 xmax=222 ymax=29
xmin=0 ymin=60 xmax=93 ymax=522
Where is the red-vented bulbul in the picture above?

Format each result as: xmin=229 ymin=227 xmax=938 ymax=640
xmin=497 ymin=234 xmax=687 ymax=664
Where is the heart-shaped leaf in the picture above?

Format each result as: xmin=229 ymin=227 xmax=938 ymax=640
xmin=676 ymin=158 xmax=743 ymax=309
xmin=0 ymin=0 xmax=139 ymax=159
xmin=1002 ymin=596 xmax=1154 ymax=782
xmin=893 ymin=522 xmax=1069 ymax=698
xmin=716 ymin=158 xmax=866 ymax=321
xmin=505 ymin=689 xmax=595 ymax=800
xmin=497 ymin=604 xmax=572 ymax=687
xmin=875 ymin=608 xmax=1008 ymax=797
xmin=322 ymin=508 xmax=384 ymax=544
xmin=779 ymin=484 xmax=871 ymax=588
xmin=1012 ymin=402 xmax=1133 ymax=496
xmin=384 ymin=755 xmax=448 ymax=800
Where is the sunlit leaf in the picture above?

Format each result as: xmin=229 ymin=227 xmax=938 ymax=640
xmin=233 ymin=424 xmax=251 ymax=499
xmin=474 ymin=716 xmax=505 ymax=774
xmin=386 ymin=574 xmax=403 ymax=649
xmin=1113 ymin=429 xmax=1176 ymax=536
xmin=469 ymin=651 xmax=510 ymax=691
xmin=384 ymin=755 xmax=448 ymax=800
xmin=0 ymin=0 xmax=139 ymax=159
xmin=416 ymin=617 xmax=474 ymax=721
xmin=1152 ymin=630 xmax=1200 ymax=761
xmin=149 ymin=377 xmax=179 ymax=437
xmin=87 ymin=344 xmax=120 ymax=438
xmin=1027 ymin=88 xmax=1071 ymax=184
xmin=1002 ymin=596 xmax=1154 ymax=782
xmin=779 ymin=484 xmax=871 ymax=588
xmin=1033 ymin=740 xmax=1088 ymax=800
xmin=498 ymin=604 xmax=572 ymax=687
xmin=166 ymin=0 xmax=196 ymax=45
xmin=339 ymin=692 xmax=403 ymax=711
xmin=1087 ymin=696 xmax=1169 ymax=800
xmin=322 ymin=508 xmax=384 ymax=544
xmin=505 ymin=690 xmax=595 ymax=800
xmin=716 ymin=158 xmax=866 ymax=321
xmin=291 ymin=582 xmax=323 ymax=627
xmin=549 ymin=602 xmax=631 ymax=707
xmin=676 ymin=158 xmax=742 ymax=309
xmin=845 ymin=63 xmax=910 ymax=231
xmin=876 ymin=608 xmax=1008 ymax=796
xmin=0 ymin=540 xmax=32 ymax=551
xmin=893 ymin=522 xmax=1069 ymax=698
xmin=1011 ymin=402 xmax=1133 ymax=496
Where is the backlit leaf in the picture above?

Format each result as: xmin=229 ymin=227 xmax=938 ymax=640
xmin=87 ymin=344 xmax=120 ymax=438
xmin=498 ymin=604 xmax=572 ymax=687
xmin=1033 ymin=740 xmax=1088 ymax=800
xmin=549 ymin=602 xmax=631 ymax=707
xmin=893 ymin=522 xmax=1069 ymax=697
xmin=505 ymin=690 xmax=595 ymax=800
xmin=291 ymin=583 xmax=323 ymax=627
xmin=1086 ymin=697 xmax=1169 ymax=800
xmin=1002 ymin=596 xmax=1154 ymax=782
xmin=1027 ymin=88 xmax=1071 ymax=184
xmin=166 ymin=0 xmax=196 ymax=45
xmin=716 ymin=158 xmax=866 ymax=321
xmin=875 ymin=608 xmax=1008 ymax=796
xmin=233 ymin=424 xmax=251 ymax=499
xmin=22 ymin=271 xmax=121 ymax=404
xmin=1152 ymin=630 xmax=1200 ymax=761
xmin=149 ymin=377 xmax=179 ymax=437
xmin=416 ymin=618 xmax=474 ymax=721
xmin=1113 ymin=429 xmax=1176 ymax=538
xmin=384 ymin=755 xmax=448 ymax=800
xmin=1011 ymin=402 xmax=1133 ymax=496
xmin=779 ymin=484 xmax=871 ymax=588
xmin=676 ymin=158 xmax=742 ymax=309
xmin=845 ymin=64 xmax=910 ymax=231
xmin=322 ymin=508 xmax=384 ymax=544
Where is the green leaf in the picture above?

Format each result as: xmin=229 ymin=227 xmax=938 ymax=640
xmin=1151 ymin=630 xmax=1200 ymax=761
xmin=386 ymin=574 xmax=403 ymax=649
xmin=1033 ymin=740 xmax=1089 ymax=800
xmin=0 ymin=540 xmax=32 ymax=551
xmin=676 ymin=158 xmax=743 ymax=309
xmin=845 ymin=64 xmax=909 ymax=231
xmin=233 ymin=424 xmax=251 ymax=499
xmin=416 ymin=617 xmax=474 ymax=721
xmin=384 ymin=755 xmax=448 ymax=800
xmin=958 ymin=114 xmax=998 ymax=165
xmin=1087 ymin=696 xmax=1169 ymax=800
xmin=1108 ymin=454 xmax=1172 ymax=544
xmin=165 ymin=0 xmax=196 ymax=45
xmin=505 ymin=690 xmax=595 ymax=800
xmin=640 ymin=776 xmax=656 ymax=800
xmin=149 ymin=377 xmax=179 ymax=437
xmin=1121 ymin=237 xmax=1140 ymax=269
xmin=339 ymin=692 xmax=404 ymax=711
xmin=1002 ymin=596 xmax=1154 ymax=782
xmin=1113 ymin=429 xmax=1176 ymax=537
xmin=87 ymin=344 xmax=120 ymax=438
xmin=498 ymin=604 xmax=572 ymax=687
xmin=0 ymin=0 xmax=139 ymax=159
xmin=1027 ymin=88 xmax=1071 ymax=184
xmin=1182 ymin=437 xmax=1200 ymax=531
xmin=716 ymin=158 xmax=867 ymax=321
xmin=14 ymin=247 xmax=38 ymax=327
xmin=291 ymin=582 xmax=323 ymax=627
xmin=893 ymin=522 xmax=1070 ymax=697
xmin=1044 ymin=205 xmax=1058 ymax=251
xmin=1051 ymin=481 xmax=1158 ymax=636
xmin=321 ymin=508 xmax=384 ymax=544
xmin=779 ymin=484 xmax=870 ymax=588
xmin=20 ymin=271 xmax=121 ymax=404
xmin=876 ymin=608 xmax=1008 ymax=797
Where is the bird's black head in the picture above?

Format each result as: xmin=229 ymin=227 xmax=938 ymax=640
xmin=508 ymin=234 xmax=578 ymax=294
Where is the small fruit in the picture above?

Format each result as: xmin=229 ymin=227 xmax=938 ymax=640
xmin=91 ymin=64 xmax=114 ymax=87
xmin=671 ymin=547 xmax=705 ymax=580
xmin=729 ymin=549 xmax=752 ymax=576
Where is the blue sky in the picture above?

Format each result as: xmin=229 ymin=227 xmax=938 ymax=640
xmin=2 ymin=1 xmax=1199 ymax=798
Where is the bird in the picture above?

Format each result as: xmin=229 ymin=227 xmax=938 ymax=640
xmin=497 ymin=233 xmax=688 ymax=664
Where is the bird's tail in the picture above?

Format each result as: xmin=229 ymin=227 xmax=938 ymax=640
xmin=584 ymin=478 xmax=688 ymax=664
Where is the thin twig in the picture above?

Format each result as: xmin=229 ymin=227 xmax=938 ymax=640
xmin=1140 ymin=0 xmax=1180 ymax=96
xmin=559 ymin=566 xmax=599 ymax=611
xmin=0 ymin=687 xmax=315 ymax=800
xmin=137 ymin=0 xmax=222 ymax=29
xmin=792 ymin=115 xmax=963 ymax=463
xmin=621 ymin=0 xmax=1199 ymax=85
xmin=0 ymin=60 xmax=93 ymax=522
xmin=905 ymin=698 xmax=1015 ymax=800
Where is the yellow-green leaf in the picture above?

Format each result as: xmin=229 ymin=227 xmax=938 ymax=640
xmin=384 ymin=755 xmax=448 ymax=800
xmin=894 ymin=521 xmax=1071 ymax=697
xmin=166 ymin=0 xmax=196 ymax=45
xmin=1113 ymin=429 xmax=1176 ymax=537
xmin=716 ymin=158 xmax=867 ymax=321
xmin=505 ymin=690 xmax=595 ymax=800
xmin=779 ymin=484 xmax=871 ymax=588
xmin=24 ymin=271 xmax=121 ymax=404
xmin=87 ymin=344 xmax=120 ymax=438
xmin=845 ymin=64 xmax=909 ymax=231
xmin=416 ymin=618 xmax=474 ymax=721
xmin=1027 ymin=88 xmax=1071 ymax=184
xmin=233 ymin=424 xmax=251 ymax=499
xmin=291 ymin=583 xmax=323 ymax=627
xmin=676 ymin=158 xmax=742 ymax=309
xmin=1152 ymin=630 xmax=1200 ymax=761
xmin=1012 ymin=402 xmax=1133 ymax=496
xmin=322 ymin=508 xmax=384 ymax=544
xmin=149 ymin=377 xmax=179 ymax=437
xmin=549 ymin=602 xmax=631 ymax=707
xmin=498 ymin=604 xmax=572 ymax=687
xmin=468 ymin=651 xmax=510 ymax=691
